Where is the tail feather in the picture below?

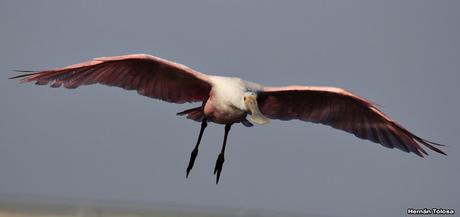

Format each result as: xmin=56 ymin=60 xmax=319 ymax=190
xmin=177 ymin=106 xmax=204 ymax=122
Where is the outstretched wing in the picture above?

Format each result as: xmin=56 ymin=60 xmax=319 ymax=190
xmin=10 ymin=54 xmax=212 ymax=103
xmin=257 ymin=86 xmax=446 ymax=157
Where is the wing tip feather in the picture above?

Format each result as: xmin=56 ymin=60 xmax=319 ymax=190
xmin=9 ymin=70 xmax=39 ymax=80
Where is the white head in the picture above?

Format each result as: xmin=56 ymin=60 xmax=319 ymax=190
xmin=242 ymin=92 xmax=270 ymax=125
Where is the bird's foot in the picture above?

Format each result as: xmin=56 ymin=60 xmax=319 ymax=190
xmin=186 ymin=149 xmax=198 ymax=178
xmin=213 ymin=153 xmax=225 ymax=184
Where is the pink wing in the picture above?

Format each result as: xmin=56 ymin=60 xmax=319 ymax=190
xmin=257 ymin=86 xmax=446 ymax=157
xmin=10 ymin=54 xmax=212 ymax=103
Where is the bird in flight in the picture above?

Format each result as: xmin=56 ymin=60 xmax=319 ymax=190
xmin=10 ymin=54 xmax=446 ymax=184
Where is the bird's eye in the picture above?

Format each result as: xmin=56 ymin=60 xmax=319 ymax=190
xmin=244 ymin=96 xmax=247 ymax=101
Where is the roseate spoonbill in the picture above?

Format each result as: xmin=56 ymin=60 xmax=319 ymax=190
xmin=10 ymin=54 xmax=446 ymax=184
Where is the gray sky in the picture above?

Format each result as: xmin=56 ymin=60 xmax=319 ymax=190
xmin=1 ymin=1 xmax=459 ymax=217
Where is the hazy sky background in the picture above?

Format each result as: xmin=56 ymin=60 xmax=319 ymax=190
xmin=1 ymin=1 xmax=459 ymax=217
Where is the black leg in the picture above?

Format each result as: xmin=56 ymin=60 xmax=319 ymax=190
xmin=214 ymin=123 xmax=232 ymax=184
xmin=186 ymin=119 xmax=207 ymax=178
